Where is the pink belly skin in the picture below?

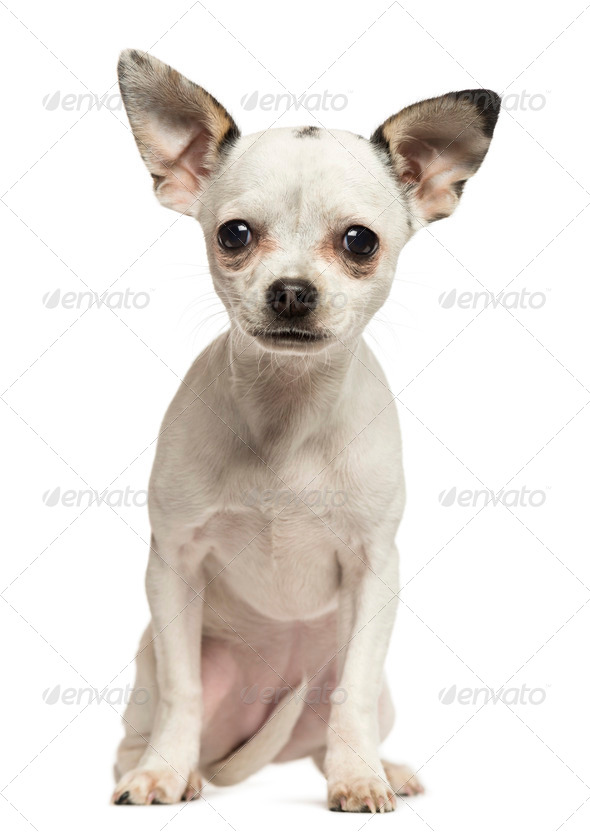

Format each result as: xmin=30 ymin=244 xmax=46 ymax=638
xmin=198 ymin=616 xmax=394 ymax=767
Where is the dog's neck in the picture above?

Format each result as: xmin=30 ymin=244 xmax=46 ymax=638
xmin=224 ymin=325 xmax=359 ymax=448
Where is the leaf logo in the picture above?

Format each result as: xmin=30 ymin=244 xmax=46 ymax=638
xmin=43 ymin=487 xmax=61 ymax=507
xmin=438 ymin=487 xmax=456 ymax=507
xmin=42 ymin=289 xmax=61 ymax=309
xmin=240 ymin=685 xmax=258 ymax=704
xmin=241 ymin=91 xmax=258 ymax=111
xmin=438 ymin=685 xmax=456 ymax=705
xmin=43 ymin=685 xmax=61 ymax=704
xmin=42 ymin=91 xmax=61 ymax=111
xmin=438 ymin=290 xmax=456 ymax=309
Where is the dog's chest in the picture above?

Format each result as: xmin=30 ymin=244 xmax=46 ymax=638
xmin=152 ymin=373 xmax=403 ymax=619
xmin=199 ymin=492 xmax=346 ymax=619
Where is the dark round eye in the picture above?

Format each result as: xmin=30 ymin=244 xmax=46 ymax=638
xmin=218 ymin=220 xmax=252 ymax=249
xmin=343 ymin=226 xmax=378 ymax=256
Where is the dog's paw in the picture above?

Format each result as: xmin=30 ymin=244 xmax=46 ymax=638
xmin=112 ymin=766 xmax=201 ymax=805
xmin=382 ymin=760 xmax=424 ymax=796
xmin=328 ymin=775 xmax=396 ymax=813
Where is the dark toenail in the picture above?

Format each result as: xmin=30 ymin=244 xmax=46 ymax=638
xmin=115 ymin=791 xmax=130 ymax=805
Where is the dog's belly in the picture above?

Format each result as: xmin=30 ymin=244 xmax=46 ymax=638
xmin=194 ymin=508 xmax=346 ymax=764
xmin=199 ymin=611 xmax=340 ymax=766
xmin=197 ymin=613 xmax=394 ymax=766
xmin=198 ymin=507 xmax=343 ymax=621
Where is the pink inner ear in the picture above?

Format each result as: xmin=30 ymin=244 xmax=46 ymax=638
xmin=179 ymin=127 xmax=214 ymax=186
xmin=144 ymin=116 xmax=214 ymax=212
xmin=398 ymin=136 xmax=472 ymax=186
xmin=397 ymin=138 xmax=439 ymax=184
xmin=397 ymin=135 xmax=474 ymax=221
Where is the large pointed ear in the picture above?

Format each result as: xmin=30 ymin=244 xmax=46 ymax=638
xmin=371 ymin=89 xmax=500 ymax=224
xmin=117 ymin=50 xmax=240 ymax=213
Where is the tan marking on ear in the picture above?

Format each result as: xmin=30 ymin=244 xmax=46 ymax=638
xmin=372 ymin=89 xmax=500 ymax=223
xmin=117 ymin=49 xmax=240 ymax=212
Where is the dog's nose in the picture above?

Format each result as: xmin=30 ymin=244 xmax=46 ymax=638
xmin=267 ymin=279 xmax=318 ymax=319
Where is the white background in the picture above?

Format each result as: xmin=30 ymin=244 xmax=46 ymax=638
xmin=1 ymin=1 xmax=589 ymax=831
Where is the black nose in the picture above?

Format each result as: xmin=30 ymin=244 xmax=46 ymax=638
xmin=267 ymin=279 xmax=318 ymax=319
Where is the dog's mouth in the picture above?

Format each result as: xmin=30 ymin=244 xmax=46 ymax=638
xmin=250 ymin=327 xmax=333 ymax=348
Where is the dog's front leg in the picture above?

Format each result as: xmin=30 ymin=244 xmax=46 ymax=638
xmin=113 ymin=537 xmax=203 ymax=805
xmin=325 ymin=537 xmax=399 ymax=813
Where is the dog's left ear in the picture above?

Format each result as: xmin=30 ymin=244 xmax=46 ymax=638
xmin=371 ymin=89 xmax=500 ymax=224
xmin=117 ymin=49 xmax=240 ymax=213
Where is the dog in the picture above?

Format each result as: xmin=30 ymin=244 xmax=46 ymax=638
xmin=112 ymin=49 xmax=499 ymax=812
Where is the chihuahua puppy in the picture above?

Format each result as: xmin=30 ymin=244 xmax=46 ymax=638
xmin=112 ymin=50 xmax=499 ymax=812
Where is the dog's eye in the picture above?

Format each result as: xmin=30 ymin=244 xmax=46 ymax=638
xmin=218 ymin=220 xmax=252 ymax=249
xmin=343 ymin=226 xmax=378 ymax=256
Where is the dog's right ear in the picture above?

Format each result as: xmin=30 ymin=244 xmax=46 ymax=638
xmin=117 ymin=50 xmax=240 ymax=213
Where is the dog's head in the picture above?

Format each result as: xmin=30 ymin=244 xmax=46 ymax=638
xmin=118 ymin=50 xmax=499 ymax=353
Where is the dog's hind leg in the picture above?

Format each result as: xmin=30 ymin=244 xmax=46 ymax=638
xmin=114 ymin=624 xmax=158 ymax=780
xmin=381 ymin=761 xmax=424 ymax=796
